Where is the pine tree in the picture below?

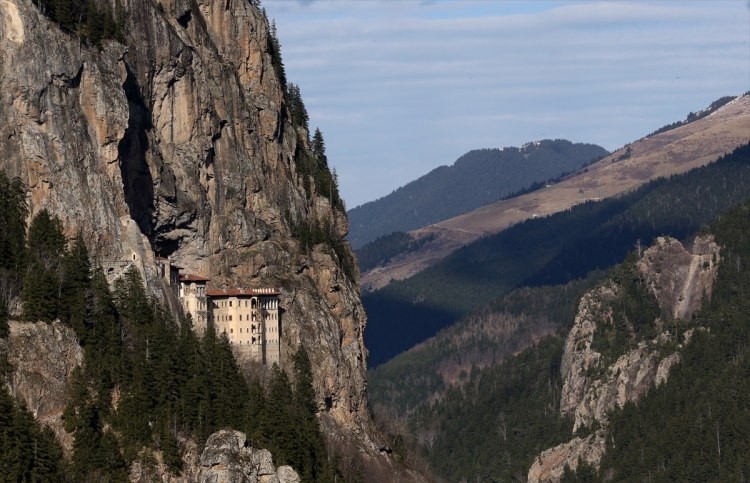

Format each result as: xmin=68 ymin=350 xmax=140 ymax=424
xmin=60 ymin=232 xmax=92 ymax=339
xmin=311 ymin=128 xmax=327 ymax=168
xmin=246 ymin=378 xmax=268 ymax=447
xmin=0 ymin=173 xmax=27 ymax=275
xmin=22 ymin=209 xmax=67 ymax=322
xmin=0 ymin=383 xmax=65 ymax=481
xmin=292 ymin=346 xmax=331 ymax=481
xmin=286 ymin=83 xmax=309 ymax=131
xmin=0 ymin=173 xmax=26 ymax=335
xmin=265 ymin=363 xmax=296 ymax=464
xmin=88 ymin=266 xmax=124 ymax=390
xmin=266 ymin=20 xmax=287 ymax=90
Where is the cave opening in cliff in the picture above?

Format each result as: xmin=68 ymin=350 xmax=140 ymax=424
xmin=154 ymin=237 xmax=180 ymax=259
xmin=118 ymin=62 xmax=155 ymax=239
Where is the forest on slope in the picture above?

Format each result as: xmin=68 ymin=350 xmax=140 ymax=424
xmin=0 ymin=171 xmax=340 ymax=481
xmin=372 ymin=197 xmax=750 ymax=482
xmin=348 ymin=140 xmax=607 ymax=248
xmin=364 ymin=143 xmax=750 ymax=367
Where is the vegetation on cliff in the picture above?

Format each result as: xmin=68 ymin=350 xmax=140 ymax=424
xmin=0 ymin=353 xmax=65 ymax=481
xmin=32 ymin=0 xmax=126 ymax=46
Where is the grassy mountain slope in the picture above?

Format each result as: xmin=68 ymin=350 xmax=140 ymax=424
xmin=365 ymin=143 xmax=750 ymax=367
xmin=361 ymin=94 xmax=750 ymax=291
xmin=348 ymin=140 xmax=607 ymax=248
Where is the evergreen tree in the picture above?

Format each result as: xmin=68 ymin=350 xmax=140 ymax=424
xmin=0 ymin=352 xmax=64 ymax=481
xmin=60 ymin=232 xmax=92 ymax=338
xmin=245 ymin=377 xmax=268 ymax=447
xmin=0 ymin=173 xmax=27 ymax=275
xmin=311 ymin=128 xmax=327 ymax=168
xmin=87 ymin=267 xmax=124 ymax=391
xmin=22 ymin=209 xmax=67 ymax=322
xmin=0 ymin=173 xmax=27 ymax=330
xmin=267 ymin=20 xmax=286 ymax=89
xmin=265 ymin=364 xmax=296 ymax=464
xmin=292 ymin=346 xmax=332 ymax=481
xmin=286 ymin=83 xmax=309 ymax=131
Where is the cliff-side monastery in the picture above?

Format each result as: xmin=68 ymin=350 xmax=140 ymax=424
xmin=157 ymin=258 xmax=281 ymax=365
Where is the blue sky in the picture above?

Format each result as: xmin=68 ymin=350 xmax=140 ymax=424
xmin=263 ymin=1 xmax=750 ymax=209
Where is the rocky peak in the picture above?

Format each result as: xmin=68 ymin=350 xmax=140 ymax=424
xmin=530 ymin=235 xmax=720 ymax=482
xmin=0 ymin=0 xmax=374 ymax=450
xmin=638 ymin=235 xmax=720 ymax=320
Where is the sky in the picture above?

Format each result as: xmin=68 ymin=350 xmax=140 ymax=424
xmin=263 ymin=0 xmax=750 ymax=209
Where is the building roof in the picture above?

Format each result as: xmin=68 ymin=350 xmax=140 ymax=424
xmin=206 ymin=287 xmax=280 ymax=297
xmin=180 ymin=273 xmax=211 ymax=282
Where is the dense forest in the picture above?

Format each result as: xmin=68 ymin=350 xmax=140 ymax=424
xmin=369 ymin=274 xmax=602 ymax=419
xmin=364 ymin=143 xmax=750 ymax=366
xmin=348 ymin=140 xmax=607 ymax=248
xmin=373 ymin=198 xmax=750 ymax=482
xmin=0 ymin=173 xmax=335 ymax=481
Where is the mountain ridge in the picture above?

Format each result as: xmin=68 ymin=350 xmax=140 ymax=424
xmin=361 ymin=94 xmax=750 ymax=292
xmin=347 ymin=139 xmax=607 ymax=248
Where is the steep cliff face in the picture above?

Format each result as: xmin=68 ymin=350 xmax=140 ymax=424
xmin=529 ymin=235 xmax=720 ymax=482
xmin=0 ymin=0 xmax=372 ymax=448
xmin=3 ymin=320 xmax=83 ymax=456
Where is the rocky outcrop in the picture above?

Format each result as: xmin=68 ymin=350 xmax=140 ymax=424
xmin=529 ymin=235 xmax=720 ymax=482
xmin=638 ymin=235 xmax=720 ymax=320
xmin=528 ymin=431 xmax=606 ymax=483
xmin=3 ymin=320 xmax=83 ymax=456
xmin=0 ymin=0 xmax=373 ymax=449
xmin=127 ymin=430 xmax=300 ymax=483
xmin=193 ymin=430 xmax=299 ymax=483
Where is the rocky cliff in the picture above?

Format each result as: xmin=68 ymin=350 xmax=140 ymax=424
xmin=0 ymin=0 xmax=373 ymax=451
xmin=3 ymin=320 xmax=83 ymax=456
xmin=529 ymin=235 xmax=720 ymax=482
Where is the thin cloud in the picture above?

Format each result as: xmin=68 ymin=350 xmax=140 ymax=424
xmin=265 ymin=0 xmax=750 ymax=208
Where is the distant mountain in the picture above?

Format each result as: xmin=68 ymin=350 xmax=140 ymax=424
xmin=347 ymin=140 xmax=608 ymax=248
xmin=361 ymin=94 xmax=750 ymax=291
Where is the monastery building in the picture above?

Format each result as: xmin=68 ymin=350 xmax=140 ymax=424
xmin=159 ymin=258 xmax=280 ymax=365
